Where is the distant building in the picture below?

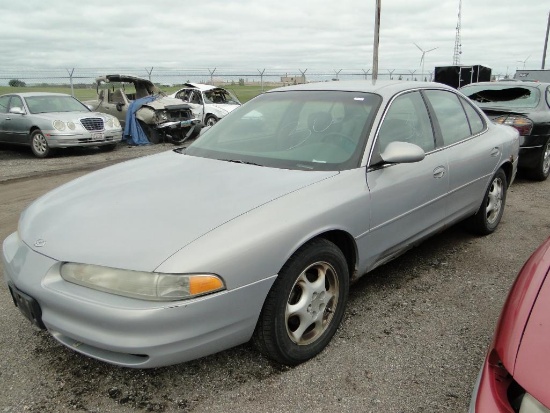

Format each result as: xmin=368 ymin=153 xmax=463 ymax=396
xmin=281 ymin=75 xmax=306 ymax=85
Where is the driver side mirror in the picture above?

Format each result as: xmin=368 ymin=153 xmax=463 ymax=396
xmin=380 ymin=141 xmax=425 ymax=164
xmin=8 ymin=107 xmax=25 ymax=115
xmin=116 ymin=102 xmax=125 ymax=112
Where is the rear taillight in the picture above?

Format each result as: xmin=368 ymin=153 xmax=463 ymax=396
xmin=493 ymin=115 xmax=533 ymax=136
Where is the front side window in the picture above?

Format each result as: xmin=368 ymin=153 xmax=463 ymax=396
xmin=8 ymin=96 xmax=24 ymax=111
xmin=377 ymin=91 xmax=435 ymax=153
xmin=424 ymin=90 xmax=471 ymax=146
xmin=185 ymin=90 xmax=381 ymax=171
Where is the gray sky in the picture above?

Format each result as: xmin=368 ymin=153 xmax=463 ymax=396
xmin=0 ymin=0 xmax=548 ymax=79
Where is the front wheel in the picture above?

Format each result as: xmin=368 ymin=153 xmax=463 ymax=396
xmin=466 ymin=168 xmax=507 ymax=235
xmin=254 ymin=238 xmax=349 ymax=365
xmin=204 ymin=115 xmax=218 ymax=127
xmin=30 ymin=129 xmax=52 ymax=158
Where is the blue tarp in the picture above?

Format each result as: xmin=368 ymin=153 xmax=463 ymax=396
xmin=123 ymin=95 xmax=158 ymax=146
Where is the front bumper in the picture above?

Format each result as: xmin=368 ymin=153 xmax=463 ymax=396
xmin=2 ymin=232 xmax=275 ymax=368
xmin=156 ymin=119 xmax=200 ymax=130
xmin=46 ymin=129 xmax=123 ymax=148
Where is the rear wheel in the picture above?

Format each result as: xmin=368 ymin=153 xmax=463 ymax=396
xmin=30 ymin=129 xmax=52 ymax=158
xmin=466 ymin=168 xmax=507 ymax=235
xmin=254 ymin=238 xmax=349 ymax=365
xmin=526 ymin=138 xmax=550 ymax=181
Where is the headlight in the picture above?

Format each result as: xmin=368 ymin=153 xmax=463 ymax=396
xmin=106 ymin=118 xmax=114 ymax=128
xmin=113 ymin=118 xmax=121 ymax=128
xmin=53 ymin=120 xmax=66 ymax=131
xmin=60 ymin=263 xmax=225 ymax=301
xmin=158 ymin=111 xmax=168 ymax=121
xmin=67 ymin=121 xmax=76 ymax=130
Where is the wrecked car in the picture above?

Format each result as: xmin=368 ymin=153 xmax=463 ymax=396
xmin=85 ymin=75 xmax=199 ymax=145
xmin=169 ymin=83 xmax=241 ymax=127
xmin=460 ymin=81 xmax=550 ymax=181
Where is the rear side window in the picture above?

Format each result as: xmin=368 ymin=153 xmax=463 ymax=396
xmin=460 ymin=97 xmax=485 ymax=135
xmin=424 ymin=90 xmax=471 ymax=146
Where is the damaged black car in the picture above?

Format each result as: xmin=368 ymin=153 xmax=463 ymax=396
xmin=461 ymin=81 xmax=550 ymax=181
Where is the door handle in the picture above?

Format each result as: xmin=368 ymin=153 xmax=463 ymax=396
xmin=433 ymin=166 xmax=446 ymax=179
xmin=490 ymin=147 xmax=500 ymax=157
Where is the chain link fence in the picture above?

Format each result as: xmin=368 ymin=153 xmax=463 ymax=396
xmin=0 ymin=67 xmax=438 ymax=89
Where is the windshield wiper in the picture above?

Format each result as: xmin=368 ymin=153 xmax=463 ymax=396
xmin=222 ymin=159 xmax=263 ymax=166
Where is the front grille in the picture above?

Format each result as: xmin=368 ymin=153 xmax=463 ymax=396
xmin=80 ymin=117 xmax=104 ymax=131
xmin=164 ymin=107 xmax=193 ymax=122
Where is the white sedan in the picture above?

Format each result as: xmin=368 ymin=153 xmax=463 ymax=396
xmin=169 ymin=83 xmax=241 ymax=127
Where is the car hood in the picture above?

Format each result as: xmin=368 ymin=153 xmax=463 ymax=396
xmin=32 ymin=111 xmax=109 ymax=122
xmin=514 ymin=266 xmax=550 ymax=407
xmin=18 ymin=151 xmax=337 ymax=272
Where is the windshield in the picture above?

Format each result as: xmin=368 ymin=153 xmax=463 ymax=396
xmin=185 ymin=90 xmax=381 ymax=171
xmin=461 ymin=84 xmax=540 ymax=109
xmin=204 ymin=88 xmax=241 ymax=105
xmin=25 ymin=95 xmax=90 ymax=114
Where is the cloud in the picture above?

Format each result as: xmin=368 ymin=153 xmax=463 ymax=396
xmin=0 ymin=0 xmax=547 ymax=80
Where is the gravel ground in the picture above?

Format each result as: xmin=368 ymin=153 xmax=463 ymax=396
xmin=0 ymin=142 xmax=549 ymax=412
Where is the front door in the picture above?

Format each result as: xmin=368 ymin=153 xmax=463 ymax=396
xmin=362 ymin=91 xmax=448 ymax=269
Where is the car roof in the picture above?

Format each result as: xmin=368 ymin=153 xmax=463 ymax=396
xmin=266 ymin=80 xmax=456 ymax=97
xmin=183 ymin=83 xmax=220 ymax=91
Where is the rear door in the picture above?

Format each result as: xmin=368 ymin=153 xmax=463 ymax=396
xmin=364 ymin=90 xmax=449 ymax=266
xmin=423 ymin=89 xmax=500 ymax=221
xmin=0 ymin=95 xmax=11 ymax=142
xmin=2 ymin=96 xmax=28 ymax=144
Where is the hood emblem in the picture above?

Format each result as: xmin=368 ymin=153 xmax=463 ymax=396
xmin=34 ymin=239 xmax=46 ymax=248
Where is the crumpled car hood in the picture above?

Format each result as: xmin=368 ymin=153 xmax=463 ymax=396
xmin=143 ymin=96 xmax=189 ymax=110
xmin=19 ymin=151 xmax=336 ymax=272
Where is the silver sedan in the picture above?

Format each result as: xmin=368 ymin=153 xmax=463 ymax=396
xmin=0 ymin=92 xmax=123 ymax=157
xmin=2 ymin=81 xmax=519 ymax=367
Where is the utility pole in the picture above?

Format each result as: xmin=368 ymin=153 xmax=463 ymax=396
xmin=543 ymin=11 xmax=550 ymax=69
xmin=453 ymin=0 xmax=462 ymax=65
xmin=372 ymin=0 xmax=381 ymax=82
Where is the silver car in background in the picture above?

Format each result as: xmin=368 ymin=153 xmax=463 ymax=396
xmin=0 ymin=92 xmax=123 ymax=157
xmin=3 ymin=81 xmax=519 ymax=368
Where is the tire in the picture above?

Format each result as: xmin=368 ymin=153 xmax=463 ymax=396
xmin=97 ymin=143 xmax=117 ymax=152
xmin=526 ymin=138 xmax=550 ymax=181
xmin=254 ymin=238 xmax=349 ymax=365
xmin=466 ymin=168 xmax=507 ymax=235
xmin=138 ymin=121 xmax=161 ymax=144
xmin=204 ymin=115 xmax=218 ymax=127
xmin=30 ymin=129 xmax=52 ymax=158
